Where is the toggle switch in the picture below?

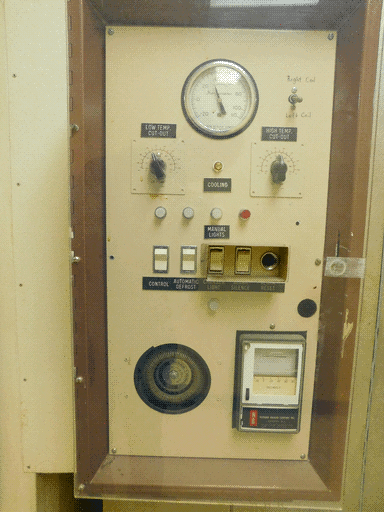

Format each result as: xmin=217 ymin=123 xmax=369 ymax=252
xmin=153 ymin=246 xmax=169 ymax=273
xmin=235 ymin=247 xmax=252 ymax=274
xmin=181 ymin=246 xmax=197 ymax=273
xmin=208 ymin=246 xmax=224 ymax=274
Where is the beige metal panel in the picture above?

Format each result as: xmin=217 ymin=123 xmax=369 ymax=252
xmin=0 ymin=1 xmax=37 ymax=511
xmin=106 ymin=27 xmax=336 ymax=460
xmin=5 ymin=0 xmax=73 ymax=472
xmin=104 ymin=502 xmax=230 ymax=512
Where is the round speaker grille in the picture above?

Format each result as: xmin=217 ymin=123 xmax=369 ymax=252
xmin=134 ymin=344 xmax=211 ymax=414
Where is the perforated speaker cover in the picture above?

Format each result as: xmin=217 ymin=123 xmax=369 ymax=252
xmin=134 ymin=344 xmax=211 ymax=414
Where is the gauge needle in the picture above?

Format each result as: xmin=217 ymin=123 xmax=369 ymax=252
xmin=215 ymin=87 xmax=226 ymax=116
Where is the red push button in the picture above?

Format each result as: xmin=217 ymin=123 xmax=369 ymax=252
xmin=239 ymin=209 xmax=251 ymax=220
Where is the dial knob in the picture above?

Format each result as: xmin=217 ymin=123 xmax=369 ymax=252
xmin=150 ymin=152 xmax=166 ymax=182
xmin=270 ymin=155 xmax=288 ymax=184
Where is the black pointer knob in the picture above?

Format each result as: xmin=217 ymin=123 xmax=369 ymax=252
xmin=150 ymin=153 xmax=166 ymax=182
xmin=270 ymin=154 xmax=288 ymax=184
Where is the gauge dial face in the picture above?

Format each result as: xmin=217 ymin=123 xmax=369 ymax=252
xmin=182 ymin=59 xmax=259 ymax=139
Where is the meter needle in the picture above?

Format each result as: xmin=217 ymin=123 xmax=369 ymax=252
xmin=215 ymin=87 xmax=226 ymax=116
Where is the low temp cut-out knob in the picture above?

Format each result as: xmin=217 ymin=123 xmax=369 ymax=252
xmin=150 ymin=152 xmax=166 ymax=182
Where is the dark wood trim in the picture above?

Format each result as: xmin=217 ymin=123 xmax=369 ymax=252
xmin=310 ymin=0 xmax=383 ymax=496
xmin=71 ymin=0 xmax=383 ymax=501
xmin=69 ymin=0 xmax=108 ymax=487
xmin=88 ymin=0 xmax=364 ymax=30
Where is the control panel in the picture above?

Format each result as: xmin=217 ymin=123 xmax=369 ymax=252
xmin=106 ymin=27 xmax=336 ymax=460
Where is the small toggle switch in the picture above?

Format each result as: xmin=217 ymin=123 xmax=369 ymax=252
xmin=153 ymin=246 xmax=169 ymax=273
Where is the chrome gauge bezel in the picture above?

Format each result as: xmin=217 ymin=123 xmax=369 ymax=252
xmin=181 ymin=59 xmax=259 ymax=139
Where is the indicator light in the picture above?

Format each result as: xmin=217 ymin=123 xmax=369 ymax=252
xmin=239 ymin=209 xmax=251 ymax=220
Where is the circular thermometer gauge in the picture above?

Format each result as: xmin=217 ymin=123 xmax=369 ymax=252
xmin=181 ymin=59 xmax=259 ymax=139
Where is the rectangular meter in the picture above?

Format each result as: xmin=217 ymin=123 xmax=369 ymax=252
xmin=233 ymin=332 xmax=306 ymax=432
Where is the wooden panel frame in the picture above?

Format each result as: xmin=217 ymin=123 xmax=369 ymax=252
xmin=69 ymin=0 xmax=383 ymax=503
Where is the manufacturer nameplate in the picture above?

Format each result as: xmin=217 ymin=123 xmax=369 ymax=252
xmin=262 ymin=126 xmax=297 ymax=141
xmin=141 ymin=123 xmax=176 ymax=138
xmin=142 ymin=277 xmax=285 ymax=292
xmin=204 ymin=225 xmax=230 ymax=239
xmin=203 ymin=178 xmax=232 ymax=192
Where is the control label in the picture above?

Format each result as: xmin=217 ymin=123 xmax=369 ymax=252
xmin=141 ymin=123 xmax=177 ymax=138
xmin=204 ymin=225 xmax=230 ymax=239
xmin=203 ymin=178 xmax=232 ymax=192
xmin=142 ymin=277 xmax=285 ymax=292
xmin=262 ymin=126 xmax=297 ymax=142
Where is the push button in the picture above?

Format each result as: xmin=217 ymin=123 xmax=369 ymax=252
xmin=208 ymin=246 xmax=224 ymax=274
xmin=235 ymin=247 xmax=251 ymax=274
xmin=153 ymin=246 xmax=169 ymax=273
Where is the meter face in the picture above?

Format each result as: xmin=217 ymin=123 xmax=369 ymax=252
xmin=181 ymin=59 xmax=259 ymax=138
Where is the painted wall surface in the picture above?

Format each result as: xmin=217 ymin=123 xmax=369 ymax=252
xmin=1 ymin=0 xmax=73 ymax=510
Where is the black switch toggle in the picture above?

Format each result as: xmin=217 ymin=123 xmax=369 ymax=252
xmin=150 ymin=152 xmax=166 ymax=182
xmin=245 ymin=388 xmax=250 ymax=401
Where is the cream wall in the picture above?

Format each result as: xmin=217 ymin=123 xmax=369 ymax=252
xmin=0 ymin=0 xmax=383 ymax=511
xmin=0 ymin=0 xmax=73 ymax=510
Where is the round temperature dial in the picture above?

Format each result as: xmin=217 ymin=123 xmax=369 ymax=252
xmin=181 ymin=59 xmax=259 ymax=139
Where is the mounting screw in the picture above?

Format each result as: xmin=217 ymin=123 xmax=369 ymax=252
xmin=111 ymin=447 xmax=117 ymax=454
xmin=328 ymin=33 xmax=334 ymax=40
xmin=270 ymin=323 xmax=275 ymax=330
xmin=315 ymin=258 xmax=322 ymax=266
xmin=75 ymin=376 xmax=83 ymax=384
xmin=70 ymin=124 xmax=79 ymax=133
xmin=108 ymin=28 xmax=115 ymax=36
xmin=72 ymin=255 xmax=81 ymax=264
xmin=300 ymin=453 xmax=306 ymax=459
xmin=78 ymin=484 xmax=85 ymax=492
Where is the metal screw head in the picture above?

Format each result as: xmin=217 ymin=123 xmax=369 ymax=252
xmin=291 ymin=87 xmax=297 ymax=93
xmin=78 ymin=483 xmax=85 ymax=491
xmin=300 ymin=453 xmax=306 ymax=459
xmin=328 ymin=33 xmax=334 ymax=40
xmin=270 ymin=323 xmax=275 ymax=330
xmin=111 ymin=447 xmax=117 ymax=454
xmin=108 ymin=28 xmax=115 ymax=36
xmin=75 ymin=376 xmax=83 ymax=384
xmin=315 ymin=258 xmax=322 ymax=266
